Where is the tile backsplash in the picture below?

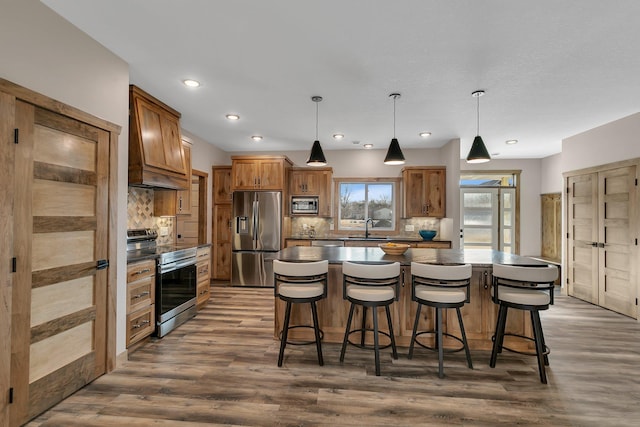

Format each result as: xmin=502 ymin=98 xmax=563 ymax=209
xmin=127 ymin=187 xmax=175 ymax=245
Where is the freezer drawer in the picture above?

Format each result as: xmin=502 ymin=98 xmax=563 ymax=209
xmin=231 ymin=251 xmax=274 ymax=287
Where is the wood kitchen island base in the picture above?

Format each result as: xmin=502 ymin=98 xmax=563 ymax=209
xmin=274 ymin=247 xmax=550 ymax=351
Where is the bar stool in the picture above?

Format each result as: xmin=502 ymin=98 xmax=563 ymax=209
xmin=273 ymin=260 xmax=328 ymax=367
xmin=490 ymin=263 xmax=558 ymax=383
xmin=408 ymin=262 xmax=473 ymax=378
xmin=339 ymin=261 xmax=400 ymax=376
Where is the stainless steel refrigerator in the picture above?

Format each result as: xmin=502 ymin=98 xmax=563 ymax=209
xmin=231 ymin=191 xmax=281 ymax=286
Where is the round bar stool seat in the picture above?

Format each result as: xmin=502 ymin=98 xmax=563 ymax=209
xmin=274 ymin=260 xmax=328 ymax=367
xmin=490 ymin=263 xmax=558 ymax=384
xmin=408 ymin=262 xmax=473 ymax=379
xmin=339 ymin=261 xmax=401 ymax=376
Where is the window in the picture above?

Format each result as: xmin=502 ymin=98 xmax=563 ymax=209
xmin=335 ymin=179 xmax=399 ymax=232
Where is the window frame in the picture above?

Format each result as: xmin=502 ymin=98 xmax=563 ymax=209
xmin=333 ymin=177 xmax=401 ymax=235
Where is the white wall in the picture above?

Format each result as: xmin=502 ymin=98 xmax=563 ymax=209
xmin=460 ymin=158 xmax=542 ymax=256
xmin=540 ymin=153 xmax=563 ymax=194
xmin=442 ymin=139 xmax=461 ymax=248
xmin=562 ymin=112 xmax=640 ymax=173
xmin=1 ymin=0 xmax=130 ymax=356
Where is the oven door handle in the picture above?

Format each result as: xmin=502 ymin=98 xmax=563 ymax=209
xmin=159 ymin=258 xmax=196 ymax=274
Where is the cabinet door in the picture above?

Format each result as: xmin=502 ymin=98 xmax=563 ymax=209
xmin=213 ymin=205 xmax=232 ymax=280
xmin=231 ymin=159 xmax=259 ymax=190
xmin=289 ymin=170 xmax=307 ymax=195
xmin=424 ymin=169 xmax=445 ymax=217
xmin=176 ymin=142 xmax=192 ymax=214
xmin=213 ymin=167 xmax=232 ymax=204
xmin=403 ymin=169 xmax=428 ymax=217
xmin=316 ymin=170 xmax=332 ymax=217
xmin=258 ymin=159 xmax=285 ymax=189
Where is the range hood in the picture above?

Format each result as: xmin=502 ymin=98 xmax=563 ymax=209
xmin=128 ymin=85 xmax=188 ymax=190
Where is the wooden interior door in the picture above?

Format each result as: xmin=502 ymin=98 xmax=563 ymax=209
xmin=566 ymin=173 xmax=599 ymax=303
xmin=11 ymin=101 xmax=109 ymax=424
xmin=176 ymin=175 xmax=199 ymax=246
xmin=597 ymin=166 xmax=637 ymax=317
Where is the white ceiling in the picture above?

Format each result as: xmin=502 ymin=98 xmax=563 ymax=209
xmin=42 ymin=0 xmax=640 ymax=159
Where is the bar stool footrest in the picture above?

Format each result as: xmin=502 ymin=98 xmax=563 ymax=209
xmin=346 ymin=328 xmax=393 ymax=350
xmin=279 ymin=325 xmax=324 ymax=346
xmin=496 ymin=332 xmax=550 ymax=357
xmin=412 ymin=330 xmax=466 ymax=354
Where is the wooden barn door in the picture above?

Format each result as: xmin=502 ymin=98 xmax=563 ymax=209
xmin=11 ymin=101 xmax=109 ymax=424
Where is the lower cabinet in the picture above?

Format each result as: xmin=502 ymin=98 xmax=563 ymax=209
xmin=196 ymin=246 xmax=212 ymax=308
xmin=126 ymin=259 xmax=156 ymax=347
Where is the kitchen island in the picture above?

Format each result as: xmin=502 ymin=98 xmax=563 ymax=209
xmin=273 ymin=247 xmax=550 ymax=351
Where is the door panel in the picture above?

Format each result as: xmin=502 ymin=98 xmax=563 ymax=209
xmin=11 ymin=101 xmax=108 ymax=424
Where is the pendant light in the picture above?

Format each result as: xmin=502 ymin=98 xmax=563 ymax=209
xmin=466 ymin=90 xmax=491 ymax=163
xmin=384 ymin=93 xmax=405 ymax=165
xmin=306 ymin=96 xmax=327 ymax=166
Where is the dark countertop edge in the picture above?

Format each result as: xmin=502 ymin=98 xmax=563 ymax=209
xmin=285 ymin=236 xmax=451 ymax=243
xmin=273 ymin=247 xmax=550 ymax=267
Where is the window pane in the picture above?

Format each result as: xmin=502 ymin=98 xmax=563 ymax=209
xmin=503 ymin=211 xmax=512 ymax=226
xmin=464 ymin=228 xmax=492 ymax=245
xmin=368 ymin=184 xmax=393 ymax=228
xmin=464 ymin=210 xmax=492 ymax=226
xmin=503 ymin=192 xmax=512 ymax=209
xmin=503 ymin=228 xmax=512 ymax=244
xmin=463 ymin=192 xmax=492 ymax=208
xmin=338 ymin=182 xmax=395 ymax=230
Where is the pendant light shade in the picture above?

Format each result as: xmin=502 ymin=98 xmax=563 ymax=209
xmin=384 ymin=93 xmax=405 ymax=165
xmin=466 ymin=90 xmax=491 ymax=163
xmin=306 ymin=96 xmax=327 ymax=166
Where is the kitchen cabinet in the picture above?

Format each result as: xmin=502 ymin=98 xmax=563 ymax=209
xmin=196 ymin=246 xmax=211 ymax=308
xmin=126 ymin=260 xmax=156 ymax=347
xmin=129 ymin=85 xmax=188 ymax=190
xmin=566 ymin=162 xmax=638 ymax=318
xmin=154 ymin=141 xmax=193 ymax=215
xmin=1 ymin=78 xmax=120 ymax=425
xmin=231 ymin=155 xmax=292 ymax=191
xmin=289 ymin=167 xmax=333 ymax=216
xmin=212 ymin=166 xmax=232 ymax=280
xmin=285 ymin=239 xmax=312 ymax=248
xmin=213 ymin=165 xmax=233 ymax=204
xmin=402 ymin=166 xmax=446 ymax=218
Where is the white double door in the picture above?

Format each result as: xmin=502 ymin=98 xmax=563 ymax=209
xmin=460 ymin=188 xmax=515 ymax=253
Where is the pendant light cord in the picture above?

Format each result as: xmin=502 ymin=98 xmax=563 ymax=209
xmin=315 ymin=101 xmax=319 ymax=140
xmin=393 ymin=95 xmax=397 ymax=138
xmin=476 ymin=94 xmax=480 ymax=136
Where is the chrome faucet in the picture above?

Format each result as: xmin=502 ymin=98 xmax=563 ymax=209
xmin=365 ymin=217 xmax=374 ymax=239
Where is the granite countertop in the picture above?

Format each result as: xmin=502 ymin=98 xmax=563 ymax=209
xmin=274 ymin=247 xmax=548 ymax=267
xmin=285 ymin=235 xmax=449 ymax=243
xmin=127 ymin=242 xmax=211 ymax=264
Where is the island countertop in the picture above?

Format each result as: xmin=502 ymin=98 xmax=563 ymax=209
xmin=274 ymin=246 xmax=548 ymax=267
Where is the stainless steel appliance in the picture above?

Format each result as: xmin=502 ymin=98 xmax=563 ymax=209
xmin=291 ymin=196 xmax=319 ymax=215
xmin=231 ymin=191 xmax=282 ymax=287
xmin=126 ymin=229 xmax=198 ymax=337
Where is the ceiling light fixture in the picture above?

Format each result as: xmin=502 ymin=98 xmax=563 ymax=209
xmin=182 ymin=79 xmax=200 ymax=88
xmin=505 ymin=139 xmax=518 ymax=145
xmin=306 ymin=96 xmax=327 ymax=166
xmin=419 ymin=132 xmax=432 ymax=138
xmin=226 ymin=114 xmax=240 ymax=121
xmin=251 ymin=135 xmax=263 ymax=141
xmin=363 ymin=143 xmax=374 ymax=149
xmin=333 ymin=133 xmax=344 ymax=140
xmin=384 ymin=93 xmax=405 ymax=165
xmin=466 ymin=90 xmax=491 ymax=163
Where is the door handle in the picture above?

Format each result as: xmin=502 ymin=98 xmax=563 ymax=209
xmin=96 ymin=259 xmax=109 ymax=270
xmin=591 ymin=242 xmax=598 ymax=247
xmin=598 ymin=242 xmax=605 ymax=248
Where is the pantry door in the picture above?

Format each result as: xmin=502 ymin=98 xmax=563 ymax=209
xmin=11 ymin=101 xmax=109 ymax=424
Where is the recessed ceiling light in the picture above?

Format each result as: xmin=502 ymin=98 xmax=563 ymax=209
xmin=226 ymin=114 xmax=240 ymax=121
xmin=251 ymin=135 xmax=263 ymax=141
xmin=419 ymin=132 xmax=432 ymax=138
xmin=363 ymin=143 xmax=373 ymax=149
xmin=505 ymin=139 xmax=518 ymax=145
xmin=182 ymin=79 xmax=200 ymax=88
xmin=333 ymin=133 xmax=344 ymax=140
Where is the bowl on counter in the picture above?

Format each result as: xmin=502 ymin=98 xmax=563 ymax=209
xmin=378 ymin=242 xmax=410 ymax=255
xmin=418 ymin=230 xmax=437 ymax=241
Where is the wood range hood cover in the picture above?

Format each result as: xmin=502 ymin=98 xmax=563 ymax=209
xmin=128 ymin=85 xmax=188 ymax=190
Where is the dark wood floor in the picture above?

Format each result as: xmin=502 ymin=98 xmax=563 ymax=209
xmin=28 ymin=286 xmax=640 ymax=426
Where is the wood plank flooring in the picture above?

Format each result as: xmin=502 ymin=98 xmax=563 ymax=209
xmin=28 ymin=286 xmax=640 ymax=426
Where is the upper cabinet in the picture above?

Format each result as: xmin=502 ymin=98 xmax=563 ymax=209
xmin=289 ymin=167 xmax=333 ymax=217
xmin=402 ymin=166 xmax=446 ymax=218
xmin=213 ymin=166 xmax=233 ymax=204
xmin=231 ymin=155 xmax=292 ymax=191
xmin=129 ymin=85 xmax=188 ymax=190
xmin=154 ymin=141 xmax=193 ymax=216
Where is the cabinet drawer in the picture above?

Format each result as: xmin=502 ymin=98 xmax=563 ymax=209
xmin=416 ymin=241 xmax=451 ymax=249
xmin=197 ymin=280 xmax=210 ymax=306
xmin=126 ymin=305 xmax=155 ymax=346
xmin=197 ymin=261 xmax=210 ymax=277
xmin=127 ymin=275 xmax=155 ymax=313
xmin=197 ymin=246 xmax=211 ymax=259
xmin=127 ymin=259 xmax=156 ymax=283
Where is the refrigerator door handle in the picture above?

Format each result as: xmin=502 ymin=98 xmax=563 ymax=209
xmin=252 ymin=199 xmax=259 ymax=249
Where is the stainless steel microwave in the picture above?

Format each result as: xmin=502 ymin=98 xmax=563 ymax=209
xmin=291 ymin=196 xmax=319 ymax=215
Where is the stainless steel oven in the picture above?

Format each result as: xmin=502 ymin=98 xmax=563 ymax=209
xmin=156 ymin=247 xmax=198 ymax=337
